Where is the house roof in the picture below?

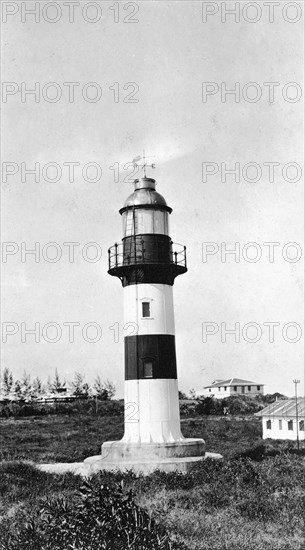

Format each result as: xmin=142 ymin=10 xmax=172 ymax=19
xmin=204 ymin=378 xmax=264 ymax=389
xmin=255 ymin=398 xmax=305 ymax=418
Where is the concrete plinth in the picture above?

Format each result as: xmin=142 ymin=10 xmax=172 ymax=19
xmin=84 ymin=437 xmax=213 ymax=474
xmin=85 ymin=455 xmax=204 ymax=474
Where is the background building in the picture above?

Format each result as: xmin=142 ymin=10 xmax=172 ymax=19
xmin=197 ymin=378 xmax=265 ymax=399
xmin=256 ymin=398 xmax=305 ymax=441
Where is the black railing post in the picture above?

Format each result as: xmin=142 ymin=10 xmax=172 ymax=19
xmin=108 ymin=248 xmax=111 ymax=269
xmin=174 ymin=251 xmax=178 ymax=264
xmin=184 ymin=246 xmax=187 ymax=268
xmin=115 ymin=243 xmax=118 ymax=267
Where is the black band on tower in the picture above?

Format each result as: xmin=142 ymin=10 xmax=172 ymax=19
xmin=125 ymin=334 xmax=177 ymax=380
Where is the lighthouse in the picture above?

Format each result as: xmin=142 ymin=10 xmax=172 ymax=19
xmin=85 ymin=167 xmax=206 ymax=473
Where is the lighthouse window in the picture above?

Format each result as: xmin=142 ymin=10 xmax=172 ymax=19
xmin=143 ymin=361 xmax=153 ymax=378
xmin=123 ymin=211 xmax=136 ymax=237
xmin=153 ymin=211 xmax=169 ymax=235
xmin=136 ymin=210 xmax=153 ymax=234
xmin=142 ymin=302 xmax=151 ymax=318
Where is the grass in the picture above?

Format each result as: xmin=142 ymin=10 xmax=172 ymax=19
xmin=0 ymin=412 xmax=304 ymax=549
xmin=0 ymin=414 xmax=124 ymax=463
xmin=0 ymin=413 xmax=263 ymax=463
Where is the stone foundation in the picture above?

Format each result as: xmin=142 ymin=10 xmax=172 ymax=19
xmin=84 ymin=437 xmax=213 ymax=474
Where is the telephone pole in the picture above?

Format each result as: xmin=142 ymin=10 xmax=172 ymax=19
xmin=293 ymin=379 xmax=300 ymax=451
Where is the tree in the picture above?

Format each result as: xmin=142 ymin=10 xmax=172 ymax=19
xmin=225 ymin=395 xmax=263 ymax=415
xmin=93 ymin=375 xmax=108 ymax=400
xmin=14 ymin=380 xmax=23 ymax=400
xmin=195 ymin=396 xmax=219 ymax=415
xmin=70 ymin=372 xmax=90 ymax=398
xmin=21 ymin=370 xmax=32 ymax=398
xmin=49 ymin=369 xmax=66 ymax=394
xmin=47 ymin=375 xmax=52 ymax=393
xmin=93 ymin=376 xmax=116 ymax=400
xmin=188 ymin=388 xmax=197 ymax=400
xmin=263 ymin=392 xmax=287 ymax=404
xmin=104 ymin=379 xmax=116 ymax=400
xmin=2 ymin=367 xmax=13 ymax=395
xmin=32 ymin=376 xmax=43 ymax=396
xmin=178 ymin=390 xmax=187 ymax=400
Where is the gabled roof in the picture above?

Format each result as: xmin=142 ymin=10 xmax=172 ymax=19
xmin=204 ymin=378 xmax=264 ymax=389
xmin=255 ymin=398 xmax=305 ymax=418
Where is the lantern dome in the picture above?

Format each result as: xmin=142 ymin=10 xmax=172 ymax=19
xmin=119 ymin=177 xmax=171 ymax=213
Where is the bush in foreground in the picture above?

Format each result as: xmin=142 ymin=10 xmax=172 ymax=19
xmin=4 ymin=479 xmax=176 ymax=550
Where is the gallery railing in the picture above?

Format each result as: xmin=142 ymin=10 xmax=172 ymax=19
xmin=108 ymin=236 xmax=187 ymax=270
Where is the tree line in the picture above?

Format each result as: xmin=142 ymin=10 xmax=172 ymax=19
xmin=0 ymin=367 xmax=116 ymax=401
xmin=179 ymin=392 xmax=288 ymax=416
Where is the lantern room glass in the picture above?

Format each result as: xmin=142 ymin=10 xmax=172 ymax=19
xmin=122 ymin=209 xmax=169 ymax=237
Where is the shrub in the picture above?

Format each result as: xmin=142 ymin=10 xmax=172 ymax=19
xmin=233 ymin=443 xmax=277 ymax=461
xmin=225 ymin=396 xmax=264 ymax=415
xmin=5 ymin=480 xmax=177 ymax=550
xmin=0 ymin=398 xmax=125 ymax=419
xmin=195 ymin=397 xmax=222 ymax=415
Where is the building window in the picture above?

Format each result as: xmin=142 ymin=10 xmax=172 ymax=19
xmin=266 ymin=420 xmax=271 ymax=429
xmin=299 ymin=420 xmax=304 ymax=431
xmin=142 ymin=302 xmax=150 ymax=318
xmin=224 ymin=386 xmax=227 ymax=391
xmin=143 ymin=360 xmax=153 ymax=378
xmin=209 ymin=388 xmax=211 ymax=392
xmin=218 ymin=387 xmax=221 ymax=391
xmin=279 ymin=419 xmax=282 ymax=430
xmin=248 ymin=386 xmax=251 ymax=391
xmin=234 ymin=386 xmax=237 ymax=392
xmin=257 ymin=385 xmax=261 ymax=391
xmin=288 ymin=420 xmax=293 ymax=431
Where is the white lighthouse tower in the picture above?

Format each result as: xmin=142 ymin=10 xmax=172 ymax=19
xmin=85 ymin=167 xmax=206 ymax=473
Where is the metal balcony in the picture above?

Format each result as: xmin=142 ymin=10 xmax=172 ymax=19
xmin=108 ymin=236 xmax=187 ymax=271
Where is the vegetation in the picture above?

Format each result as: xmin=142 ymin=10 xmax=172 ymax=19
xmin=0 ymin=452 xmax=304 ymax=550
xmin=1 ymin=471 xmax=174 ymax=550
xmin=0 ymin=411 xmax=266 ymax=463
xmin=0 ymin=368 xmax=116 ymax=401
xmin=47 ymin=368 xmax=66 ymax=394
xmin=1 ymin=395 xmax=304 ymax=549
xmin=0 ymin=392 xmax=287 ymax=421
xmin=180 ymin=393 xmax=288 ymax=417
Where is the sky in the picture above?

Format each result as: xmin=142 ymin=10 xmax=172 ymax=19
xmin=1 ymin=0 xmax=304 ymax=398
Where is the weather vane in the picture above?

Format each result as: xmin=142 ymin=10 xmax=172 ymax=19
xmin=131 ymin=151 xmax=156 ymax=178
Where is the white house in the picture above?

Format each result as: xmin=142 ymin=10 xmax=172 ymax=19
xmin=197 ymin=378 xmax=264 ymax=399
xmin=256 ymin=398 xmax=305 ymax=441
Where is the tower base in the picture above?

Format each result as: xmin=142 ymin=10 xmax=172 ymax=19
xmin=84 ymin=438 xmax=220 ymax=474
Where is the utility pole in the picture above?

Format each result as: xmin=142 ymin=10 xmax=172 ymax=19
xmin=293 ymin=379 xmax=300 ymax=451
